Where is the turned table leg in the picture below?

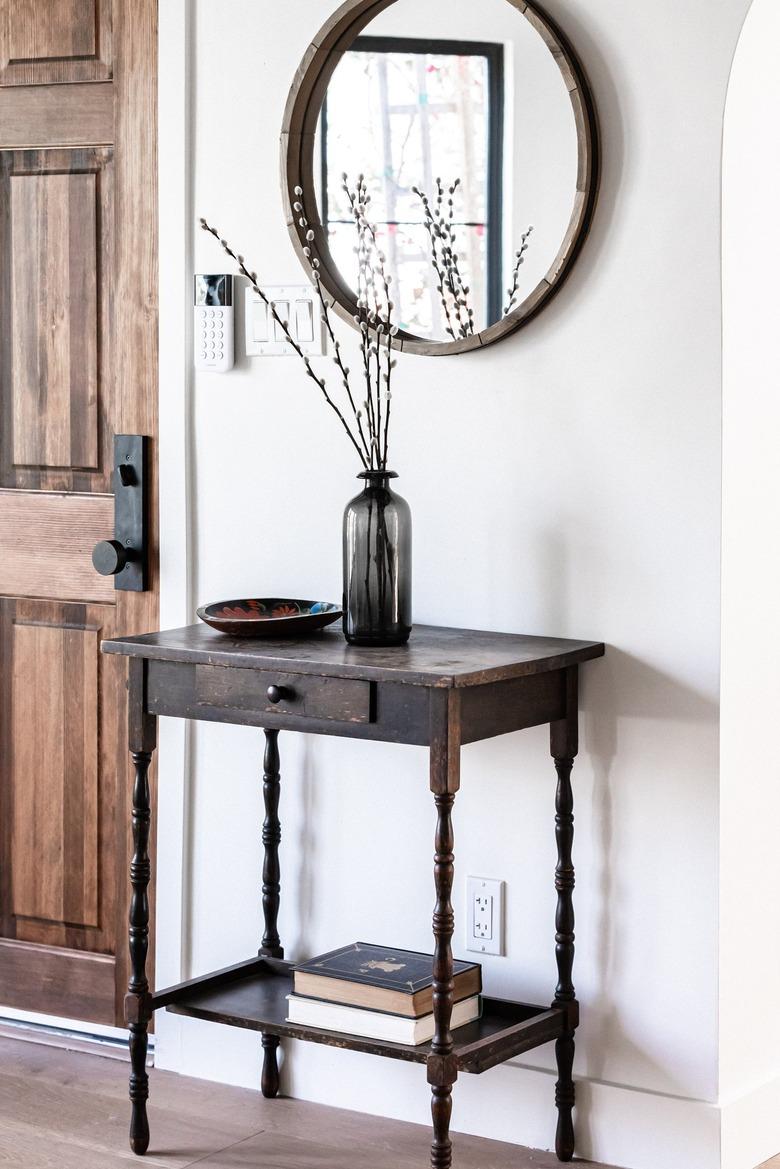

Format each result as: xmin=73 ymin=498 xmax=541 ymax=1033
xmin=430 ymin=790 xmax=457 ymax=1169
xmin=551 ymin=667 xmax=579 ymax=1163
xmin=260 ymin=729 xmax=283 ymax=1099
xmin=126 ymin=661 xmax=157 ymax=1156
xmin=428 ymin=692 xmax=461 ymax=1169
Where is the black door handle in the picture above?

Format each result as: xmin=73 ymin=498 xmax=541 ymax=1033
xmin=92 ymin=435 xmax=148 ymax=592
xmin=92 ymin=539 xmax=130 ymax=577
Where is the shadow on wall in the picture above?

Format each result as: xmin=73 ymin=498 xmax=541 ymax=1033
xmin=293 ymin=737 xmax=319 ymax=955
xmin=279 ymin=644 xmax=717 ymax=1112
xmin=580 ymin=649 xmax=718 ymax=1111
xmin=522 ymin=0 xmax=626 ymax=345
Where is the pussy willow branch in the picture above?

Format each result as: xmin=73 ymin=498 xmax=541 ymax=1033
xmin=293 ymin=197 xmax=373 ymax=464
xmin=415 ymin=186 xmax=456 ymax=340
xmin=415 ymin=178 xmax=535 ymax=335
xmin=202 ymin=169 xmax=399 ymax=472
xmin=315 ymin=276 xmax=372 ymax=465
xmin=504 ymin=226 xmax=534 ymax=315
xmin=436 ymin=178 xmax=471 ymax=337
xmin=443 ymin=180 xmax=474 ymax=336
xmin=342 ymin=175 xmax=397 ymax=470
xmin=200 ymin=216 xmax=369 ymax=469
xmin=358 ymin=181 xmax=383 ymax=462
xmin=415 ymin=179 xmax=473 ymax=339
xmin=356 ymin=209 xmax=378 ymax=464
xmin=381 ymin=325 xmax=393 ymax=470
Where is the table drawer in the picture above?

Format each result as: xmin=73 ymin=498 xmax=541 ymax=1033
xmin=194 ymin=664 xmax=373 ymax=725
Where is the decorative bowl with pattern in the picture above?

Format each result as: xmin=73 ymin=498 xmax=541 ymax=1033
xmin=197 ymin=598 xmax=342 ymax=637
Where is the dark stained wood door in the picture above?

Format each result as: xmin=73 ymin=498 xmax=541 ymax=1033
xmin=0 ymin=0 xmax=158 ymax=1026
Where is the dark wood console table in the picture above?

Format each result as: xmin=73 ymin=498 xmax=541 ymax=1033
xmin=102 ymin=623 xmax=604 ymax=1168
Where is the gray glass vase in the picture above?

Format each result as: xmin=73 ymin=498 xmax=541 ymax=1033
xmin=342 ymin=470 xmax=412 ymax=646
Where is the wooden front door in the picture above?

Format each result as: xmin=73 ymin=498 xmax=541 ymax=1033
xmin=0 ymin=0 xmax=158 ymax=1026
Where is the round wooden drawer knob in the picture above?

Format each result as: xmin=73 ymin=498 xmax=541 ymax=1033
xmin=266 ymin=685 xmax=293 ymax=705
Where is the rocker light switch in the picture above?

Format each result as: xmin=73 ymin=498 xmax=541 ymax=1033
xmin=251 ymin=300 xmax=269 ymax=342
xmin=272 ymin=302 xmax=290 ymax=341
xmin=245 ymin=285 xmax=325 ymax=357
xmin=295 ymin=299 xmax=314 ymax=343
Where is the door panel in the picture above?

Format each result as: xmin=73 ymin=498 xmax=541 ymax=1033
xmin=0 ymin=491 xmax=114 ymax=602
xmin=11 ymin=170 xmax=99 ymax=469
xmin=0 ymin=0 xmax=112 ymax=86
xmin=0 ymin=939 xmax=116 ymax=1023
xmin=0 ymin=595 xmax=127 ymax=1016
xmin=0 ymin=0 xmax=157 ymax=1026
xmin=10 ymin=619 xmax=100 ymax=929
xmin=0 ymin=84 xmax=113 ymax=148
xmin=0 ymin=147 xmax=114 ymax=492
xmin=0 ymin=597 xmax=122 ymax=957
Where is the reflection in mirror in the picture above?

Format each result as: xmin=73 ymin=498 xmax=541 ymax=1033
xmin=317 ymin=0 xmax=581 ymax=345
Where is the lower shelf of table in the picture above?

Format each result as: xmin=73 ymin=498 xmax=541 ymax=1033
xmin=153 ymin=957 xmax=566 ymax=1076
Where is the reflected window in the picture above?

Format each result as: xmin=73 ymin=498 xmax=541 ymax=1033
xmin=320 ymin=36 xmax=504 ymax=339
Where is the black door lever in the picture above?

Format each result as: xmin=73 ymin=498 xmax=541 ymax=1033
xmin=92 ymin=435 xmax=148 ymax=592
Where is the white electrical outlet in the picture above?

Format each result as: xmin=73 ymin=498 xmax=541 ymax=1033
xmin=466 ymin=876 xmax=505 ymax=956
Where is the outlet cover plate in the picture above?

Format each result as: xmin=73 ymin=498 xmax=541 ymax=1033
xmin=244 ymin=284 xmax=325 ymax=357
xmin=466 ymin=876 xmax=505 ymax=956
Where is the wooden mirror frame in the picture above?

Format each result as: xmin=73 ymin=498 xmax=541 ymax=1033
xmin=281 ymin=0 xmax=599 ymax=357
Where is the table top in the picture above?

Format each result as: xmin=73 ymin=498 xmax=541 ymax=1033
xmin=103 ymin=624 xmax=605 ymax=689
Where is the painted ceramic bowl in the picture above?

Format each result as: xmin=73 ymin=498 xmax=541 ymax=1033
xmin=197 ymin=598 xmax=342 ymax=638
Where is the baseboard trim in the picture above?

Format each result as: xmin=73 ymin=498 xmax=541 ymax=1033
xmin=721 ymin=1074 xmax=780 ymax=1169
xmin=0 ymin=1013 xmax=154 ymax=1064
xmin=162 ymin=1014 xmax=722 ymax=1169
xmin=287 ymin=1053 xmax=723 ymax=1169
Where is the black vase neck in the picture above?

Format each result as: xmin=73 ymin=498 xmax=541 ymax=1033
xmin=358 ymin=469 xmax=398 ymax=486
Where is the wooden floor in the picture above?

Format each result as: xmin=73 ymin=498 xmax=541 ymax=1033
xmin=0 ymin=1033 xmax=778 ymax=1169
xmin=0 ymin=1033 xmax=616 ymax=1169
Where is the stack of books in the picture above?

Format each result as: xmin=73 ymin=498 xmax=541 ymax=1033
xmin=287 ymin=942 xmax=482 ymax=1046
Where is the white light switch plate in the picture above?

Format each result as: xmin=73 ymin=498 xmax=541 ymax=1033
xmin=245 ymin=284 xmax=325 ymax=357
xmin=466 ymin=876 xmax=505 ymax=956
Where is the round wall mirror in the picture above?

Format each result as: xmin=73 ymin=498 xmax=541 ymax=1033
xmin=282 ymin=0 xmax=599 ymax=356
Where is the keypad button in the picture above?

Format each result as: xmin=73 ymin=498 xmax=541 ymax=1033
xmin=198 ymin=309 xmax=207 ymax=318
xmin=215 ymin=309 xmax=223 ymax=318
xmin=207 ymin=309 xmax=215 ymax=318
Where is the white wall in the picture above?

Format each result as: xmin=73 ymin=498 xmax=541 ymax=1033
xmin=721 ymin=1 xmax=780 ymax=1166
xmin=156 ymin=3 xmax=752 ymax=1167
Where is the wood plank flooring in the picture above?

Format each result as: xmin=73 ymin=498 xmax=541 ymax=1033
xmin=0 ymin=1034 xmax=777 ymax=1169
xmin=0 ymin=1035 xmax=614 ymax=1168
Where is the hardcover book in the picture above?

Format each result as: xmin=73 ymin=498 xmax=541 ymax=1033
xmin=293 ymin=942 xmax=482 ymax=1018
xmin=286 ymin=993 xmax=482 ymax=1046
